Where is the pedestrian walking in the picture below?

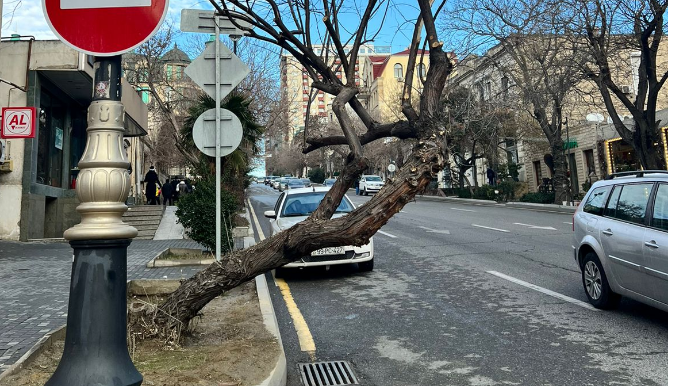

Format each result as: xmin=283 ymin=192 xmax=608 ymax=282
xmin=487 ymin=167 xmax=496 ymax=186
xmin=171 ymin=178 xmax=180 ymax=204
xmin=143 ymin=165 xmax=161 ymax=205
xmin=177 ymin=180 xmax=188 ymax=198
xmin=162 ymin=179 xmax=174 ymax=206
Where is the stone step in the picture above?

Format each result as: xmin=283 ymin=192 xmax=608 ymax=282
xmin=122 ymin=219 xmax=161 ymax=226
xmin=126 ymin=206 xmax=166 ymax=213
xmin=129 ymin=224 xmax=159 ymax=231
xmin=123 ymin=205 xmax=166 ymax=238
xmin=127 ymin=216 xmax=163 ymax=221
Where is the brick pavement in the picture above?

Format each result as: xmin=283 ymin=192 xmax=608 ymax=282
xmin=0 ymin=238 xmax=244 ymax=372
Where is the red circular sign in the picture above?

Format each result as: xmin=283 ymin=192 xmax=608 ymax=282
xmin=42 ymin=0 xmax=168 ymax=56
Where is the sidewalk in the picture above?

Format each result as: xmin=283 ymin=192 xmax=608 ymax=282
xmin=0 ymin=206 xmax=227 ymax=373
xmin=413 ymin=192 xmax=579 ymax=213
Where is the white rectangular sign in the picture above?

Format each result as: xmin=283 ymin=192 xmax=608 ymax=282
xmin=61 ymin=0 xmax=151 ymax=9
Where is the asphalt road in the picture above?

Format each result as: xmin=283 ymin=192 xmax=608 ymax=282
xmin=246 ymin=183 xmax=668 ymax=386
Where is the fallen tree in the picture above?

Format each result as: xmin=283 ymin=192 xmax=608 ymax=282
xmin=145 ymin=0 xmax=455 ymax=338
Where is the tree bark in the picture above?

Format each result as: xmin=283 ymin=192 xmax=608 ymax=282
xmin=153 ymin=127 xmax=446 ymax=334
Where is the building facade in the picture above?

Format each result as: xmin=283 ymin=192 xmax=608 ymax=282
xmin=0 ymin=38 xmax=147 ymax=240
xmin=449 ymin=38 xmax=668 ymax=195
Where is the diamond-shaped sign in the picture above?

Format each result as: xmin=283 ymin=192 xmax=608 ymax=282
xmin=185 ymin=40 xmax=250 ymax=101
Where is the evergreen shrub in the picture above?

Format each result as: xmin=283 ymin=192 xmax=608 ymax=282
xmin=176 ymin=178 xmax=238 ymax=254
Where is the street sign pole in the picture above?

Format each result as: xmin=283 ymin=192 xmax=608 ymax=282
xmin=181 ymin=9 xmax=252 ymax=260
xmin=215 ymin=16 xmax=222 ymax=261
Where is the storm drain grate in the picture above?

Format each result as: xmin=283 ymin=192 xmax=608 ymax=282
xmin=298 ymin=361 xmax=359 ymax=386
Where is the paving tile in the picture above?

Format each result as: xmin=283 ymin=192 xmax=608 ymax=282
xmin=0 ymin=236 xmax=243 ymax=372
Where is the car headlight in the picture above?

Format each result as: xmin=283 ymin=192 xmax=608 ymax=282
xmin=357 ymin=252 xmax=370 ymax=258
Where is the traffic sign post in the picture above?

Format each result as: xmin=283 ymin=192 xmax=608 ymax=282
xmin=182 ymin=9 xmax=250 ymax=261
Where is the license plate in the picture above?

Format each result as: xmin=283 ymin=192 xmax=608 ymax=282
xmin=311 ymin=246 xmax=345 ymax=256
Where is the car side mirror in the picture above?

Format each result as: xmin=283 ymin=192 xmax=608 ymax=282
xmin=264 ymin=210 xmax=277 ymax=219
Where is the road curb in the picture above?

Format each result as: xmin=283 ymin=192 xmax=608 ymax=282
xmin=0 ymin=325 xmax=66 ymax=381
xmin=412 ymin=194 xmax=577 ymax=213
xmin=242 ymin=201 xmax=287 ymax=386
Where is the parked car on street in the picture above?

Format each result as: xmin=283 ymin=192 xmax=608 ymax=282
xmin=572 ymin=170 xmax=667 ymax=311
xmin=286 ymin=179 xmax=307 ymax=190
xmin=323 ymin=178 xmax=336 ymax=187
xmin=358 ymin=175 xmax=384 ymax=195
xmin=272 ymin=178 xmax=283 ymax=190
xmin=264 ymin=187 xmax=374 ymax=273
xmin=279 ymin=177 xmax=298 ymax=192
xmin=301 ymin=178 xmax=312 ymax=187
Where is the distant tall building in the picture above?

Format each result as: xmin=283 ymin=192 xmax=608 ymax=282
xmin=124 ymin=43 xmax=199 ymax=179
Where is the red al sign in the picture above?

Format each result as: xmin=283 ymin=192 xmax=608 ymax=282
xmin=2 ymin=107 xmax=36 ymax=139
xmin=42 ymin=0 xmax=168 ymax=56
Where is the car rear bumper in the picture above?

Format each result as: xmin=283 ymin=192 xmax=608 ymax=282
xmin=283 ymin=251 xmax=373 ymax=268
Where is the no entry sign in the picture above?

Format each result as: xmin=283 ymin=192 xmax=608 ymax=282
xmin=42 ymin=0 xmax=169 ymax=56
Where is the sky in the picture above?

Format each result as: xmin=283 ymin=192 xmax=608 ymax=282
xmin=1 ymin=0 xmax=423 ymax=52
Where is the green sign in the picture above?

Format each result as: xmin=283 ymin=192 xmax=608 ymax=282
xmin=563 ymin=140 xmax=578 ymax=150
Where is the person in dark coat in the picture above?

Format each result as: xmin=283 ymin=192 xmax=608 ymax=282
xmin=143 ymin=166 xmax=161 ymax=205
xmin=171 ymin=178 xmax=180 ymax=204
xmin=487 ymin=167 xmax=496 ymax=186
xmin=162 ymin=178 xmax=174 ymax=206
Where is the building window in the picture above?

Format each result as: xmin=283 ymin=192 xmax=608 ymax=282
xmin=37 ymin=90 xmax=65 ymax=187
xmin=394 ymin=63 xmax=403 ymax=79
xmin=142 ymin=88 xmax=150 ymax=104
xmin=501 ymin=76 xmax=509 ymax=100
xmin=166 ymin=65 xmax=173 ymax=80
xmin=583 ymin=149 xmax=595 ymax=178
xmin=606 ymin=139 xmax=641 ymax=173
xmin=485 ymin=81 xmax=491 ymax=100
xmin=533 ymin=161 xmax=542 ymax=190
xmin=417 ymin=63 xmax=426 ymax=80
xmin=475 ymin=82 xmax=484 ymax=101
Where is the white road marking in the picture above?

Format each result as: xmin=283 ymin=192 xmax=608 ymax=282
xmin=514 ymin=222 xmax=558 ymax=230
xmin=418 ymin=226 xmax=450 ymax=234
xmin=451 ymin=208 xmax=476 ymax=212
xmin=377 ymin=230 xmax=398 ymax=238
xmin=471 ymin=224 xmax=510 ymax=233
xmin=247 ymin=199 xmax=266 ymax=241
xmin=563 ymin=222 xmax=573 ymax=225
xmin=487 ymin=271 xmax=599 ymax=311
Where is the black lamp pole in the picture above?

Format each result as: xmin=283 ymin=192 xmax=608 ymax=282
xmin=45 ymin=55 xmax=142 ymax=386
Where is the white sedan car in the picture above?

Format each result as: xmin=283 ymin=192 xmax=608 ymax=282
xmin=358 ymin=175 xmax=384 ymax=195
xmin=264 ymin=187 xmax=374 ymax=272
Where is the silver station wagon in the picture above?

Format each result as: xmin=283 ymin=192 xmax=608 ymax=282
xmin=572 ymin=171 xmax=668 ymax=311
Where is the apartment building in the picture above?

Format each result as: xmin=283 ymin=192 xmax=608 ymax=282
xmin=449 ymin=37 xmax=668 ymax=195
xmin=0 ymin=38 xmax=147 ymax=240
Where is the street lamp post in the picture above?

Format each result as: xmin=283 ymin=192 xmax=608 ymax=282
xmin=45 ymin=56 xmax=142 ymax=386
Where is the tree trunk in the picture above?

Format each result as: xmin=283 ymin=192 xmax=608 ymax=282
xmin=550 ymin=139 xmax=569 ymax=204
xmin=633 ymin=122 xmax=667 ymax=170
xmin=150 ymin=126 xmax=446 ymax=336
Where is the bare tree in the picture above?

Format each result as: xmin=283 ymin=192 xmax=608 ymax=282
xmin=444 ymin=0 xmax=589 ymax=203
xmin=572 ymin=0 xmax=668 ymax=170
xmin=138 ymin=0 xmax=454 ymax=336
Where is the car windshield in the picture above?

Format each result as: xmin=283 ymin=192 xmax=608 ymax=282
xmin=365 ymin=176 xmax=383 ymax=182
xmin=281 ymin=193 xmax=354 ymax=217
